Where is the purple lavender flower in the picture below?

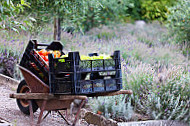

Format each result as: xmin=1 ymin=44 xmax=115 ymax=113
xmin=102 ymin=101 xmax=105 ymax=105
xmin=165 ymin=108 xmax=168 ymax=112
xmin=10 ymin=56 xmax=14 ymax=60
xmin=4 ymin=49 xmax=7 ymax=55
xmin=0 ymin=55 xmax=3 ymax=60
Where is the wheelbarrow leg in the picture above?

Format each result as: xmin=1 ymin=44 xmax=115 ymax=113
xmin=37 ymin=100 xmax=47 ymax=125
xmin=57 ymin=110 xmax=70 ymax=125
xmin=72 ymin=99 xmax=85 ymax=126
xmin=29 ymin=100 xmax=34 ymax=126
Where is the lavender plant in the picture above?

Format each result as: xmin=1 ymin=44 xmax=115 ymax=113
xmin=0 ymin=43 xmax=22 ymax=79
xmin=89 ymin=95 xmax=133 ymax=121
xmin=0 ymin=51 xmax=17 ymax=78
xmin=123 ymin=62 xmax=190 ymax=123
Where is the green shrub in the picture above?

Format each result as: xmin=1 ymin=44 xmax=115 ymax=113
xmin=81 ymin=0 xmax=134 ymax=32
xmin=89 ymin=95 xmax=133 ymax=121
xmin=128 ymin=0 xmax=177 ymax=22
xmin=166 ymin=0 xmax=190 ymax=49
xmin=141 ymin=0 xmax=168 ymax=22
xmin=127 ymin=0 xmax=142 ymax=20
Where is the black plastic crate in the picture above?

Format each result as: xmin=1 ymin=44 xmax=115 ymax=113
xmin=48 ymin=50 xmax=122 ymax=95
xmin=20 ymin=40 xmax=122 ymax=95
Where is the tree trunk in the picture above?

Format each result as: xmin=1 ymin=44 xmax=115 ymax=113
xmin=53 ymin=17 xmax=57 ymax=40
xmin=57 ymin=17 xmax=62 ymax=41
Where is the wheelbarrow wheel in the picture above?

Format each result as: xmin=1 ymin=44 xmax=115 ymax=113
xmin=16 ymin=80 xmax=39 ymax=115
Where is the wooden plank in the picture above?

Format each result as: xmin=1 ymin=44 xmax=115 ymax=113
xmin=9 ymin=90 xmax=131 ymax=100
xmin=93 ymin=90 xmax=133 ymax=97
xmin=0 ymin=73 xmax=19 ymax=89
xmin=9 ymin=93 xmax=87 ymax=100
xmin=10 ymin=93 xmax=53 ymax=100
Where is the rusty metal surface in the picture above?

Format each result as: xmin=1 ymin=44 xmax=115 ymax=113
xmin=19 ymin=66 xmax=49 ymax=93
xmin=36 ymin=99 xmax=73 ymax=111
xmin=37 ymin=100 xmax=47 ymax=125
xmin=29 ymin=100 xmax=34 ymax=126
xmin=73 ymin=99 xmax=86 ymax=126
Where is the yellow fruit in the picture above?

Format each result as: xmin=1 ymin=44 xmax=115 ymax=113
xmin=59 ymin=54 xmax=68 ymax=62
xmin=60 ymin=54 xmax=68 ymax=58
xmin=80 ymin=54 xmax=112 ymax=60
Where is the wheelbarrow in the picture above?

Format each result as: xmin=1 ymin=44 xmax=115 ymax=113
xmin=9 ymin=66 xmax=132 ymax=126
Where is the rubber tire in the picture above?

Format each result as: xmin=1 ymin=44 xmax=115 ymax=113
xmin=16 ymin=80 xmax=39 ymax=115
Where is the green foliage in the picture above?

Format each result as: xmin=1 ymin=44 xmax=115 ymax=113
xmin=16 ymin=0 xmax=134 ymax=33
xmin=89 ymin=95 xmax=133 ymax=121
xmin=13 ymin=0 xmax=98 ymax=33
xmin=127 ymin=0 xmax=142 ymax=20
xmin=128 ymin=0 xmax=177 ymax=22
xmin=0 ymin=0 xmax=33 ymax=32
xmin=166 ymin=0 xmax=190 ymax=49
xmin=141 ymin=0 xmax=169 ymax=22
xmin=81 ymin=0 xmax=134 ymax=32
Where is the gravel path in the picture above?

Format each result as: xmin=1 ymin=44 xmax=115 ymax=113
xmin=0 ymin=83 xmax=89 ymax=126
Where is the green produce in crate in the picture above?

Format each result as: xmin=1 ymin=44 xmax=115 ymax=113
xmin=58 ymin=53 xmax=114 ymax=69
xmin=80 ymin=54 xmax=113 ymax=69
xmin=58 ymin=54 xmax=68 ymax=62
xmin=58 ymin=54 xmax=112 ymax=62
xmin=80 ymin=54 xmax=112 ymax=60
